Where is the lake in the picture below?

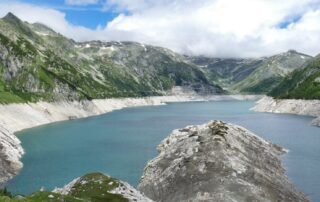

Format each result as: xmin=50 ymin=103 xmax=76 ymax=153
xmin=7 ymin=100 xmax=320 ymax=201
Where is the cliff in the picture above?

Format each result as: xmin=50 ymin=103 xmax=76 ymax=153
xmin=138 ymin=120 xmax=308 ymax=202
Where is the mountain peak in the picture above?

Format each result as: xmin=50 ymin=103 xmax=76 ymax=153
xmin=3 ymin=12 xmax=21 ymax=22
xmin=287 ymin=49 xmax=298 ymax=54
xmin=287 ymin=49 xmax=300 ymax=54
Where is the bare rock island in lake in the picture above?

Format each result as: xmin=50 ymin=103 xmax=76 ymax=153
xmin=138 ymin=120 xmax=309 ymax=202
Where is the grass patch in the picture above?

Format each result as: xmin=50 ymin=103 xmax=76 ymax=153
xmin=0 ymin=92 xmax=25 ymax=103
xmin=69 ymin=172 xmax=128 ymax=202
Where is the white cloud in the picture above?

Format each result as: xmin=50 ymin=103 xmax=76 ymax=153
xmin=1 ymin=0 xmax=320 ymax=57
xmin=0 ymin=1 xmax=104 ymax=41
xmin=65 ymin=0 xmax=99 ymax=6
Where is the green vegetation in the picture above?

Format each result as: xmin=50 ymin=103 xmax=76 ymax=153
xmin=269 ymin=56 xmax=320 ymax=99
xmin=0 ymin=190 xmax=83 ymax=202
xmin=241 ymin=76 xmax=282 ymax=93
xmin=190 ymin=51 xmax=312 ymax=94
xmin=233 ymin=51 xmax=311 ymax=94
xmin=0 ymin=92 xmax=25 ymax=103
xmin=68 ymin=173 xmax=128 ymax=202
xmin=0 ymin=173 xmax=129 ymax=202
xmin=0 ymin=13 xmax=224 ymax=104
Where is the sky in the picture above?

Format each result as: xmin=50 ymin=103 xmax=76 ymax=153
xmin=0 ymin=0 xmax=320 ymax=58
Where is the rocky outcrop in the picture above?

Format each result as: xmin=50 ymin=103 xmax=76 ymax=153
xmin=53 ymin=172 xmax=153 ymax=202
xmin=252 ymin=96 xmax=320 ymax=126
xmin=138 ymin=120 xmax=308 ymax=202
xmin=0 ymin=125 xmax=23 ymax=187
xmin=1 ymin=172 xmax=153 ymax=201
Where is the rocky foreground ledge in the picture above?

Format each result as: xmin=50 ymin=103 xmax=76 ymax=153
xmin=53 ymin=172 xmax=153 ymax=202
xmin=252 ymin=96 xmax=320 ymax=127
xmin=0 ymin=172 xmax=153 ymax=201
xmin=138 ymin=120 xmax=308 ymax=202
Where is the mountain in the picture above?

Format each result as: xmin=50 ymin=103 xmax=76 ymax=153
xmin=0 ymin=12 xmax=224 ymax=103
xmin=190 ymin=50 xmax=313 ymax=93
xmin=234 ymin=50 xmax=312 ymax=93
xmin=268 ymin=55 xmax=320 ymax=99
xmin=187 ymin=56 xmax=265 ymax=89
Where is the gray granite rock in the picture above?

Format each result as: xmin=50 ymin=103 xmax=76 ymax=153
xmin=138 ymin=120 xmax=309 ymax=202
xmin=0 ymin=124 xmax=23 ymax=186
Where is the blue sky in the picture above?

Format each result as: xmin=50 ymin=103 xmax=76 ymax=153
xmin=0 ymin=0 xmax=320 ymax=57
xmin=13 ymin=0 xmax=118 ymax=29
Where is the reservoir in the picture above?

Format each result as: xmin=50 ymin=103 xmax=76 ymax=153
xmin=7 ymin=100 xmax=320 ymax=201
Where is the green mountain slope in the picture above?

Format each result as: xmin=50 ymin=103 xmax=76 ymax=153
xmin=233 ymin=50 xmax=312 ymax=93
xmin=188 ymin=56 xmax=265 ymax=89
xmin=190 ymin=51 xmax=312 ymax=94
xmin=268 ymin=55 xmax=320 ymax=99
xmin=0 ymin=12 xmax=224 ymax=103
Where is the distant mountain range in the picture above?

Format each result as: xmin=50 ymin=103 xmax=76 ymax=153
xmin=189 ymin=50 xmax=313 ymax=94
xmin=0 ymin=12 xmax=319 ymax=103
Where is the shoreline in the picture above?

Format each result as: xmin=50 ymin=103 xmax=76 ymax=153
xmin=0 ymin=94 xmax=260 ymax=186
xmin=252 ymin=96 xmax=320 ymax=127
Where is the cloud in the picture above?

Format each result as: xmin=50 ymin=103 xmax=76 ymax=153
xmin=101 ymin=0 xmax=320 ymax=57
xmin=0 ymin=1 xmax=102 ymax=40
xmin=1 ymin=0 xmax=320 ymax=57
xmin=65 ymin=0 xmax=100 ymax=6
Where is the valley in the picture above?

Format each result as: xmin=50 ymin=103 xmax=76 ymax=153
xmin=0 ymin=11 xmax=320 ymax=202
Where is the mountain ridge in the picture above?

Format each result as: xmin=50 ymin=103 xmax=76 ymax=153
xmin=0 ymin=12 xmax=316 ymax=103
xmin=0 ymin=12 xmax=225 ymax=104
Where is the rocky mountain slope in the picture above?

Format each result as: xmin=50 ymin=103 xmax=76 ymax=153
xmin=190 ymin=50 xmax=312 ymax=93
xmin=138 ymin=120 xmax=308 ymax=202
xmin=234 ymin=50 xmax=312 ymax=93
xmin=0 ymin=12 xmax=314 ymax=102
xmin=1 ymin=172 xmax=153 ymax=202
xmin=188 ymin=56 xmax=264 ymax=88
xmin=268 ymin=55 xmax=320 ymax=99
xmin=252 ymin=55 xmax=320 ymax=125
xmin=0 ymin=12 xmax=224 ymax=104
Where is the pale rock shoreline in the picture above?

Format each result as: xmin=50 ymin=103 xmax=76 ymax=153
xmin=252 ymin=96 xmax=320 ymax=127
xmin=0 ymin=94 xmax=260 ymax=186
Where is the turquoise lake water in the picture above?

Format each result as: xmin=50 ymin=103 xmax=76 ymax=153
xmin=7 ymin=100 xmax=320 ymax=201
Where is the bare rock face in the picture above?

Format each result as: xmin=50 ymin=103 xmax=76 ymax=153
xmin=0 ymin=124 xmax=23 ymax=186
xmin=138 ymin=120 xmax=309 ymax=202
